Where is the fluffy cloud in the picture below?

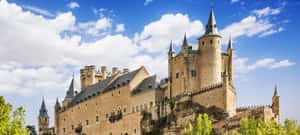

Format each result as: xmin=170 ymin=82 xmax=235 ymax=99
xmin=115 ymin=24 xmax=125 ymax=32
xmin=67 ymin=2 xmax=80 ymax=9
xmin=253 ymin=7 xmax=280 ymax=18
xmin=231 ymin=0 xmax=239 ymax=3
xmin=259 ymin=27 xmax=284 ymax=37
xmin=135 ymin=13 xmax=204 ymax=53
xmin=234 ymin=58 xmax=295 ymax=74
xmin=78 ymin=17 xmax=112 ymax=36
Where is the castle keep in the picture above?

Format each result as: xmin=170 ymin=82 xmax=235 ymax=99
xmin=38 ymin=8 xmax=280 ymax=135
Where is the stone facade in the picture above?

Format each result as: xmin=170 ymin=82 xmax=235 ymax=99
xmin=38 ymin=8 xmax=280 ymax=135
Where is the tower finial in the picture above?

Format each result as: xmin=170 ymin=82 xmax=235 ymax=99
xmin=169 ymin=40 xmax=174 ymax=52
xmin=228 ymin=35 xmax=232 ymax=49
xmin=182 ymin=32 xmax=188 ymax=46
xmin=204 ymin=6 xmax=219 ymax=36
xmin=273 ymin=84 xmax=278 ymax=97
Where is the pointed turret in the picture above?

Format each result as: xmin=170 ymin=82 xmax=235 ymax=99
xmin=169 ymin=40 xmax=174 ymax=52
xmin=273 ymin=84 xmax=278 ymax=97
xmin=65 ymin=77 xmax=78 ymax=100
xmin=227 ymin=36 xmax=232 ymax=50
xmin=182 ymin=33 xmax=188 ymax=46
xmin=55 ymin=97 xmax=61 ymax=108
xmin=204 ymin=7 xmax=219 ymax=36
xmin=39 ymin=98 xmax=48 ymax=117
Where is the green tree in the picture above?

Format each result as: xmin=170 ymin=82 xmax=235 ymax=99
xmin=0 ymin=96 xmax=30 ymax=135
xmin=183 ymin=113 xmax=213 ymax=135
xmin=26 ymin=125 xmax=37 ymax=135
xmin=233 ymin=118 xmax=300 ymax=135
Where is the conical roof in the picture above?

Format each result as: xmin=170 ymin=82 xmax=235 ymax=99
xmin=204 ymin=8 xmax=219 ymax=36
xmin=65 ymin=78 xmax=77 ymax=100
xmin=273 ymin=85 xmax=278 ymax=97
xmin=55 ymin=97 xmax=61 ymax=108
xmin=39 ymin=98 xmax=48 ymax=117
xmin=228 ymin=36 xmax=232 ymax=49
xmin=182 ymin=33 xmax=188 ymax=46
xmin=169 ymin=40 xmax=174 ymax=52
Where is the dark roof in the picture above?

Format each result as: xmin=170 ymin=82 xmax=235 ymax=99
xmin=55 ymin=97 xmax=61 ymax=108
xmin=182 ymin=33 xmax=188 ymax=46
xmin=227 ymin=37 xmax=232 ymax=50
xmin=273 ymin=85 xmax=278 ymax=97
xmin=65 ymin=78 xmax=77 ymax=100
xmin=204 ymin=8 xmax=219 ymax=36
xmin=70 ymin=68 xmax=141 ymax=106
xmin=169 ymin=40 xmax=174 ymax=52
xmin=131 ymin=75 xmax=161 ymax=96
xmin=39 ymin=98 xmax=48 ymax=117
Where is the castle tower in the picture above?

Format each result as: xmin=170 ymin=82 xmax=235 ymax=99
xmin=227 ymin=37 xmax=234 ymax=86
xmin=198 ymin=7 xmax=222 ymax=87
xmin=168 ymin=41 xmax=175 ymax=98
xmin=54 ymin=97 xmax=61 ymax=135
xmin=181 ymin=33 xmax=189 ymax=56
xmin=272 ymin=85 xmax=280 ymax=122
xmin=63 ymin=76 xmax=78 ymax=108
xmin=38 ymin=98 xmax=49 ymax=135
xmin=80 ymin=65 xmax=96 ymax=90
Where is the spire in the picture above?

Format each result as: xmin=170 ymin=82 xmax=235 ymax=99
xmin=182 ymin=33 xmax=188 ymax=46
xmin=273 ymin=84 xmax=278 ymax=97
xmin=204 ymin=7 xmax=219 ymax=36
xmin=65 ymin=77 xmax=78 ymax=100
xmin=169 ymin=40 xmax=174 ymax=52
xmin=39 ymin=97 xmax=48 ymax=117
xmin=227 ymin=36 xmax=232 ymax=50
xmin=55 ymin=97 xmax=61 ymax=108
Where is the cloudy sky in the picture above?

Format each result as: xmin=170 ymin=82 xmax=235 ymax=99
xmin=1 ymin=0 xmax=299 ymax=128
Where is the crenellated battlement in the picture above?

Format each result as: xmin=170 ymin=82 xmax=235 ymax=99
xmin=236 ymin=105 xmax=272 ymax=112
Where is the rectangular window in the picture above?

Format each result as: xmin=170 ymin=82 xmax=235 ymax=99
xmin=72 ymin=125 xmax=74 ymax=130
xmin=96 ymin=116 xmax=99 ymax=122
xmin=132 ymin=107 xmax=135 ymax=113
xmin=86 ymin=120 xmax=89 ymax=126
xmin=124 ymin=107 xmax=126 ymax=113
xmin=191 ymin=70 xmax=196 ymax=77
xmin=134 ymin=129 xmax=137 ymax=134
xmin=176 ymin=73 xmax=179 ymax=79
xmin=106 ymin=114 xmax=108 ymax=118
xmin=63 ymin=128 xmax=66 ymax=133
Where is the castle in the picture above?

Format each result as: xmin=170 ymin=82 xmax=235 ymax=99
xmin=38 ymin=8 xmax=280 ymax=135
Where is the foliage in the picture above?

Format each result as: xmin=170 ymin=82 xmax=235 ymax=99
xmin=233 ymin=118 xmax=300 ymax=135
xmin=124 ymin=133 xmax=129 ymax=135
xmin=183 ymin=113 xmax=213 ymax=135
xmin=26 ymin=125 xmax=37 ymax=135
xmin=145 ymin=117 xmax=167 ymax=135
xmin=0 ymin=96 xmax=30 ymax=135
xmin=169 ymin=101 xmax=175 ymax=110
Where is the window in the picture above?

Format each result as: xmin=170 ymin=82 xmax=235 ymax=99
xmin=191 ymin=70 xmax=196 ymax=77
xmin=202 ymin=41 xmax=205 ymax=45
xmin=136 ymin=106 xmax=139 ymax=112
xmin=64 ymin=118 xmax=66 ymax=122
xmin=210 ymin=40 xmax=213 ymax=44
xmin=86 ymin=120 xmax=89 ymax=126
xmin=124 ymin=107 xmax=126 ymax=113
xmin=72 ymin=125 xmax=74 ymax=130
xmin=134 ymin=129 xmax=137 ymax=134
xmin=176 ymin=73 xmax=179 ymax=79
xmin=63 ymin=128 xmax=66 ymax=133
xmin=106 ymin=114 xmax=108 ymax=118
xmin=132 ymin=107 xmax=135 ymax=113
xmin=96 ymin=116 xmax=99 ymax=122
xmin=148 ymin=85 xmax=152 ymax=89
xmin=118 ymin=91 xmax=120 ymax=95
xmin=140 ymin=104 xmax=143 ymax=110
xmin=150 ymin=102 xmax=153 ymax=107
xmin=112 ymin=92 xmax=114 ymax=96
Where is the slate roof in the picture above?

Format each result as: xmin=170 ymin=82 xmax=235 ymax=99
xmin=131 ymin=75 xmax=161 ymax=96
xmin=204 ymin=8 xmax=219 ymax=36
xmin=70 ymin=68 xmax=140 ymax=106
xmin=65 ymin=78 xmax=77 ymax=100
xmin=39 ymin=98 xmax=48 ymax=117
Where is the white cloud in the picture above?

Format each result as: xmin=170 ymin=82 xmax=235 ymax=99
xmin=135 ymin=13 xmax=204 ymax=53
xmin=253 ymin=7 xmax=281 ymax=18
xmin=78 ymin=17 xmax=112 ymax=36
xmin=23 ymin=5 xmax=54 ymax=17
xmin=115 ymin=24 xmax=125 ymax=32
xmin=259 ymin=27 xmax=284 ymax=37
xmin=220 ymin=16 xmax=273 ymax=43
xmin=231 ymin=0 xmax=239 ymax=3
xmin=270 ymin=60 xmax=295 ymax=69
xmin=234 ymin=58 xmax=295 ymax=74
xmin=67 ymin=2 xmax=79 ymax=9
xmin=144 ymin=0 xmax=153 ymax=6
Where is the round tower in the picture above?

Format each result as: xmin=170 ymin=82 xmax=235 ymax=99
xmin=38 ymin=98 xmax=49 ymax=135
xmin=198 ymin=8 xmax=222 ymax=87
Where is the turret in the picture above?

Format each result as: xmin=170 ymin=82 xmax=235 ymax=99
xmin=222 ymin=67 xmax=228 ymax=89
xmin=197 ymin=7 xmax=222 ymax=87
xmin=272 ymin=85 xmax=280 ymax=122
xmin=38 ymin=98 xmax=49 ymax=135
xmin=80 ymin=65 xmax=96 ymax=90
xmin=181 ymin=33 xmax=189 ymax=56
xmin=168 ymin=40 xmax=175 ymax=98
xmin=63 ymin=77 xmax=78 ymax=108
xmin=54 ymin=97 xmax=61 ymax=135
xmin=227 ymin=36 xmax=234 ymax=86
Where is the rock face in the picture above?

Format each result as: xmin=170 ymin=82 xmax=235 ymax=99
xmin=141 ymin=99 xmax=229 ymax=135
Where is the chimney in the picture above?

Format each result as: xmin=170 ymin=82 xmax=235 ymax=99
xmin=112 ymin=67 xmax=118 ymax=74
xmin=123 ymin=68 xmax=129 ymax=73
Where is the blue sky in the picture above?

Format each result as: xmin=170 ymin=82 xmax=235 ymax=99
xmin=0 ymin=0 xmax=299 ymax=128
